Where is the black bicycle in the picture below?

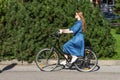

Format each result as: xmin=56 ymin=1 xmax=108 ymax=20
xmin=35 ymin=32 xmax=98 ymax=72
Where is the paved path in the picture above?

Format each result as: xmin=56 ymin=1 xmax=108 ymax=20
xmin=0 ymin=60 xmax=120 ymax=72
xmin=0 ymin=60 xmax=120 ymax=80
xmin=0 ymin=65 xmax=120 ymax=80
xmin=0 ymin=64 xmax=120 ymax=72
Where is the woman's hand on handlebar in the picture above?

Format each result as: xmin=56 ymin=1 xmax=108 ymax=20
xmin=59 ymin=29 xmax=63 ymax=34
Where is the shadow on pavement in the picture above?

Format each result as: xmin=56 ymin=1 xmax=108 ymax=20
xmin=0 ymin=63 xmax=17 ymax=73
xmin=60 ymin=64 xmax=100 ymax=72
xmin=92 ymin=64 xmax=100 ymax=72
xmin=50 ymin=64 xmax=101 ymax=72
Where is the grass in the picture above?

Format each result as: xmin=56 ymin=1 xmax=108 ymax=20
xmin=110 ymin=28 xmax=120 ymax=59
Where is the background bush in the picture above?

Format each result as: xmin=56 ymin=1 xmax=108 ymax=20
xmin=0 ymin=0 xmax=116 ymax=62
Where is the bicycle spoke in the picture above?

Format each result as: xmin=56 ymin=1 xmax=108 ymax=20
xmin=75 ymin=49 xmax=98 ymax=72
xmin=35 ymin=48 xmax=60 ymax=72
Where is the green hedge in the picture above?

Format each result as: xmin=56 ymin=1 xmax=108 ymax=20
xmin=0 ymin=0 xmax=116 ymax=62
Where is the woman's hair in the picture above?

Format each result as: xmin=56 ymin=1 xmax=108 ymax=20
xmin=76 ymin=11 xmax=87 ymax=32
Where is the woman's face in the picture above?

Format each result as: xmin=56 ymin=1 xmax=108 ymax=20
xmin=75 ymin=13 xmax=80 ymax=19
xmin=75 ymin=13 xmax=78 ymax=18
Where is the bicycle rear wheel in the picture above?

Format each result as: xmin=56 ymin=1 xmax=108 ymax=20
xmin=35 ymin=48 xmax=59 ymax=72
xmin=75 ymin=48 xmax=98 ymax=72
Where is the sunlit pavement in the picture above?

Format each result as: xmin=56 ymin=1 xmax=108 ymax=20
xmin=0 ymin=61 xmax=120 ymax=80
xmin=0 ymin=65 xmax=119 ymax=72
xmin=0 ymin=60 xmax=120 ymax=72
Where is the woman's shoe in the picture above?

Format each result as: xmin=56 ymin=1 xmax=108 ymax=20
xmin=60 ymin=60 xmax=66 ymax=66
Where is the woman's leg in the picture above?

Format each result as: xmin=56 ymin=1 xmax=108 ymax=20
xmin=60 ymin=54 xmax=68 ymax=65
xmin=70 ymin=55 xmax=78 ymax=64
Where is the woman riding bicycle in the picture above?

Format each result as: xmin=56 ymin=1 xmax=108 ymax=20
xmin=59 ymin=11 xmax=87 ymax=67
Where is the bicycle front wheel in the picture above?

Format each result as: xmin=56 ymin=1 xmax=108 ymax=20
xmin=35 ymin=48 xmax=59 ymax=72
xmin=75 ymin=48 xmax=98 ymax=72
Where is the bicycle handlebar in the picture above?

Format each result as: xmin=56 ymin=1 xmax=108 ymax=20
xmin=51 ymin=31 xmax=61 ymax=39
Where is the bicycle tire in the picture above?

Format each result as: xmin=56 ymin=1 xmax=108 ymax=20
xmin=75 ymin=48 xmax=98 ymax=72
xmin=35 ymin=48 xmax=59 ymax=72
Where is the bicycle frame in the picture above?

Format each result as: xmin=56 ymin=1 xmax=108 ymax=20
xmin=50 ymin=34 xmax=69 ymax=62
xmin=35 ymin=32 xmax=98 ymax=72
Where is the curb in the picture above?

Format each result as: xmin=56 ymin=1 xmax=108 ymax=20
xmin=98 ymin=60 xmax=120 ymax=66
xmin=0 ymin=60 xmax=120 ymax=66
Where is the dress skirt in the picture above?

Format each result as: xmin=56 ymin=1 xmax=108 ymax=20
xmin=63 ymin=33 xmax=84 ymax=57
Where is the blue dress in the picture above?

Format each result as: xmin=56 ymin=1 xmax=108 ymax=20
xmin=63 ymin=20 xmax=84 ymax=57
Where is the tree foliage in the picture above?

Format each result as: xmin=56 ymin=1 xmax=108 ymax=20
xmin=0 ymin=0 xmax=116 ymax=62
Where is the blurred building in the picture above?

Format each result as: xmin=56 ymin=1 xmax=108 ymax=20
xmin=90 ymin=0 xmax=120 ymax=20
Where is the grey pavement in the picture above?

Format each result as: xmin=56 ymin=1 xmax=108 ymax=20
xmin=0 ymin=60 xmax=120 ymax=80
xmin=0 ymin=68 xmax=120 ymax=80
xmin=0 ymin=64 xmax=120 ymax=72
xmin=0 ymin=60 xmax=120 ymax=72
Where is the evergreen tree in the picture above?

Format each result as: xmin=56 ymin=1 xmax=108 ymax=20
xmin=0 ymin=0 xmax=116 ymax=62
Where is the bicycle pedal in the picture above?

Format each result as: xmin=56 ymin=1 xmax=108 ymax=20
xmin=65 ymin=63 xmax=72 ymax=68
